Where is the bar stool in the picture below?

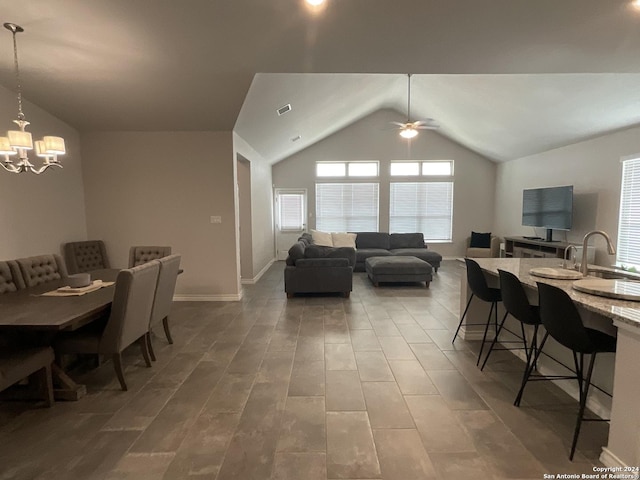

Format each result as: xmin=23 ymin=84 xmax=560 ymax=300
xmin=536 ymin=282 xmax=616 ymax=460
xmin=452 ymin=258 xmax=502 ymax=366
xmin=480 ymin=269 xmax=539 ymax=375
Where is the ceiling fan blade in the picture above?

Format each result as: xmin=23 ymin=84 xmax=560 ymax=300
xmin=390 ymin=121 xmax=408 ymax=127
xmin=417 ymin=125 xmax=440 ymax=130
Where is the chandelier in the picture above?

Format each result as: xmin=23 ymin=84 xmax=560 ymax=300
xmin=0 ymin=23 xmax=65 ymax=174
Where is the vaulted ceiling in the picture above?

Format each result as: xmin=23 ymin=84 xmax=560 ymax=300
xmin=1 ymin=0 xmax=640 ymax=163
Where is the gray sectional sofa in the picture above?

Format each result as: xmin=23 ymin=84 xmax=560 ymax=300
xmin=284 ymin=232 xmax=443 ymax=297
xmin=284 ymin=234 xmax=355 ymax=297
xmin=354 ymin=232 xmax=442 ymax=272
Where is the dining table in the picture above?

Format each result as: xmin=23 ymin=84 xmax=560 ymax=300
xmin=0 ymin=269 xmax=119 ymax=400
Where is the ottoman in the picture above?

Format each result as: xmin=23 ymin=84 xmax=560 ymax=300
xmin=365 ymin=256 xmax=432 ymax=287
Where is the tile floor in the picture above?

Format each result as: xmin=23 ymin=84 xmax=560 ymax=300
xmin=0 ymin=260 xmax=609 ymax=479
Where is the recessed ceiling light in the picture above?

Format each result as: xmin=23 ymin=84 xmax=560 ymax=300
xmin=306 ymin=0 xmax=325 ymax=6
xmin=632 ymin=0 xmax=640 ymax=10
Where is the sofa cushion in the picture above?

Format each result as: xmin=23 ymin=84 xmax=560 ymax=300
xmin=389 ymin=233 xmax=424 ymax=249
xmin=391 ymin=248 xmax=442 ymax=265
xmin=365 ymin=256 xmax=432 ymax=275
xmin=470 ymin=231 xmax=492 ymax=248
xmin=356 ymin=232 xmax=390 ymax=249
xmin=355 ymin=249 xmax=392 ymax=264
xmin=332 ymin=232 xmax=357 ymax=248
xmin=298 ymin=233 xmax=313 ymax=246
xmin=305 ymin=245 xmax=356 ymax=266
xmin=296 ymin=258 xmax=350 ymax=268
xmin=311 ymin=230 xmax=333 ymax=247
xmin=287 ymin=242 xmax=306 ymax=266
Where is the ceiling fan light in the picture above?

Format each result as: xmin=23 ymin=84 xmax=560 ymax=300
xmin=399 ymin=127 xmax=418 ymax=139
xmin=8 ymin=130 xmax=33 ymax=150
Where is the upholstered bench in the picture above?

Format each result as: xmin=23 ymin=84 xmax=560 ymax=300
xmin=365 ymin=256 xmax=432 ymax=287
xmin=0 ymin=347 xmax=55 ymax=407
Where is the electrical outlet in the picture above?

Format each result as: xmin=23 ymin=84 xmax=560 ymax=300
xmin=210 ymin=216 xmax=222 ymax=224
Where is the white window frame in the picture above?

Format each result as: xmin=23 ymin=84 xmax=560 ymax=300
xmin=617 ymin=156 xmax=640 ymax=270
xmin=316 ymin=161 xmax=379 ymax=178
xmin=276 ymin=189 xmax=307 ymax=232
xmin=391 ymin=160 xmax=454 ymax=177
xmin=389 ymin=181 xmax=454 ymax=242
xmin=315 ymin=182 xmax=379 ymax=232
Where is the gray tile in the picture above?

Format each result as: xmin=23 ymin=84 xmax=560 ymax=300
xmin=202 ymin=373 xmax=255 ymax=413
xmin=289 ymin=360 xmax=325 ymax=396
xmin=378 ymin=336 xmax=416 ymax=360
xmin=456 ymin=410 xmax=547 ymax=478
xmin=388 ymin=360 xmax=438 ymax=395
xmin=410 ymin=343 xmax=456 ymax=371
xmin=325 ymin=343 xmax=357 ymax=370
xmin=373 ymin=429 xmax=437 ymax=479
xmin=146 ymin=352 xmax=204 ymax=388
xmin=326 ymin=412 xmax=381 ymax=479
xmin=106 ymin=453 xmax=175 ymax=480
xmin=271 ymin=453 xmax=326 ymax=480
xmin=350 ymin=329 xmax=382 ymax=352
xmin=102 ymin=386 xmax=176 ymax=431
xmin=226 ymin=342 xmax=268 ymax=374
xmin=397 ymin=324 xmax=432 ymax=343
xmin=427 ymin=370 xmax=489 ymax=410
xmin=405 ymin=395 xmax=476 ymax=453
xmin=361 ymin=382 xmax=414 ymax=428
xmin=325 ymin=324 xmax=351 ymax=343
xmin=163 ymin=412 xmax=241 ymax=478
xmin=371 ymin=320 xmax=402 ymax=337
xmin=428 ymin=451 xmax=495 ymax=480
xmin=277 ymin=396 xmax=326 ymax=452
xmin=355 ymin=351 xmax=394 ymax=382
xmin=326 ymin=370 xmax=366 ymax=411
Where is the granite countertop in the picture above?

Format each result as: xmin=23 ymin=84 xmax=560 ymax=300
xmin=472 ymin=257 xmax=640 ymax=330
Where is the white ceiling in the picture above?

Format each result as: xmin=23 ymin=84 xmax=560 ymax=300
xmin=1 ymin=0 xmax=640 ymax=162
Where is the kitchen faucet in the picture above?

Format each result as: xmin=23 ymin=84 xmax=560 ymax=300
xmin=580 ymin=230 xmax=616 ymax=276
xmin=563 ymin=245 xmax=578 ymax=269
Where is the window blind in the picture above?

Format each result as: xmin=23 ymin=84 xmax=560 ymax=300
xmin=316 ymin=183 xmax=379 ymax=232
xmin=390 ymin=182 xmax=453 ymax=242
xmin=617 ymin=157 xmax=640 ymax=268
xmin=278 ymin=193 xmax=305 ymax=231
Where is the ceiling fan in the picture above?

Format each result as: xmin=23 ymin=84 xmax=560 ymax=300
xmin=392 ymin=74 xmax=439 ymax=139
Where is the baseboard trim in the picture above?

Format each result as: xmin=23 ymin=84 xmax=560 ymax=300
xmin=458 ymin=326 xmax=486 ymax=341
xmin=241 ymin=258 xmax=276 ymax=285
xmin=173 ymin=293 xmax=242 ymax=302
xmin=599 ymin=447 xmax=629 ymax=469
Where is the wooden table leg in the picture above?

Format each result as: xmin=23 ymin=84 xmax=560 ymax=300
xmin=52 ymin=364 xmax=87 ymax=401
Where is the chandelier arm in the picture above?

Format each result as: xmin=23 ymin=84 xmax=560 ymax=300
xmin=31 ymin=162 xmax=62 ymax=175
xmin=1 ymin=161 xmax=22 ymax=174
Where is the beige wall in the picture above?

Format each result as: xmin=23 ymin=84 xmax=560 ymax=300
xmin=272 ymin=109 xmax=496 ymax=257
xmin=494 ymin=125 xmax=640 ymax=264
xmin=0 ymin=84 xmax=87 ymax=260
xmin=233 ymin=133 xmax=275 ymax=280
xmin=237 ymin=156 xmax=253 ymax=280
xmin=81 ymin=131 xmax=239 ymax=299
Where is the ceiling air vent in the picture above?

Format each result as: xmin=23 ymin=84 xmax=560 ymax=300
xmin=277 ymin=104 xmax=292 ymax=116
xmin=291 ymin=135 xmax=301 ymax=142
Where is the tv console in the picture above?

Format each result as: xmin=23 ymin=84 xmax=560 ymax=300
xmin=504 ymin=236 xmax=595 ymax=263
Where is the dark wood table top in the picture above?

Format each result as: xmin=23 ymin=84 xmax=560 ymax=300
xmin=0 ymin=269 xmax=119 ymax=331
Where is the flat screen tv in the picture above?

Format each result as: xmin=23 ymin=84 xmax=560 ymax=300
xmin=522 ymin=185 xmax=573 ymax=242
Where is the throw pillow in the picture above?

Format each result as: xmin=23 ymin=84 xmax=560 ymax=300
xmin=311 ymin=229 xmax=333 ymax=247
xmin=331 ymin=232 xmax=357 ymax=248
xmin=470 ymin=231 xmax=492 ymax=248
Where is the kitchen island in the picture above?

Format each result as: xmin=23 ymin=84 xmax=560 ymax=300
xmin=458 ymin=257 xmax=640 ymax=468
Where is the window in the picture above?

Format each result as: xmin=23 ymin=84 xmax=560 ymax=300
xmin=422 ymin=161 xmax=453 ymax=176
xmin=389 ymin=182 xmax=453 ymax=242
xmin=277 ymin=191 xmax=305 ymax=231
xmin=390 ymin=160 xmax=454 ymax=177
xmin=617 ymin=157 xmax=640 ymax=269
xmin=390 ymin=162 xmax=420 ymax=176
xmin=316 ymin=183 xmax=379 ymax=232
xmin=316 ymin=161 xmax=378 ymax=177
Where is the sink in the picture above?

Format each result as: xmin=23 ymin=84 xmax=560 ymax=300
xmin=529 ymin=267 xmax=583 ymax=280
xmin=572 ymin=279 xmax=640 ymax=301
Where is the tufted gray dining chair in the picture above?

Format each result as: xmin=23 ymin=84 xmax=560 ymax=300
xmin=0 ymin=260 xmax=25 ymax=293
xmin=15 ymin=254 xmax=68 ymax=288
xmin=54 ymin=261 xmax=160 ymax=391
xmin=129 ymin=246 xmax=172 ymax=268
xmin=64 ymin=240 xmax=111 ymax=274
